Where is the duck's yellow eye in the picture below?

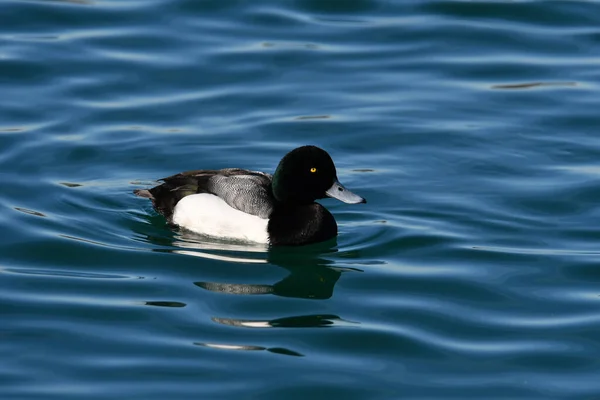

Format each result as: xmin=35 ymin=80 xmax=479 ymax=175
xmin=310 ymin=167 xmax=317 ymax=173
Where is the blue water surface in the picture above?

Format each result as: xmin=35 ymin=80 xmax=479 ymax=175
xmin=2 ymin=0 xmax=600 ymax=398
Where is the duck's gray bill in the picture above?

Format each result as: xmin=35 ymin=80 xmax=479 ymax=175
xmin=325 ymin=180 xmax=366 ymax=204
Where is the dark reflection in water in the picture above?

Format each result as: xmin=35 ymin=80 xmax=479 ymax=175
xmin=491 ymin=81 xmax=577 ymax=90
xmin=59 ymin=182 xmax=83 ymax=188
xmin=144 ymin=301 xmax=186 ymax=308
xmin=194 ymin=342 xmax=304 ymax=357
xmin=137 ymin=226 xmax=364 ymax=300
xmin=14 ymin=207 xmax=46 ymax=217
xmin=294 ymin=114 xmax=331 ymax=120
xmin=196 ymin=264 xmax=359 ymax=300
xmin=212 ymin=314 xmax=355 ymax=328
xmin=138 ymin=228 xmax=363 ymax=354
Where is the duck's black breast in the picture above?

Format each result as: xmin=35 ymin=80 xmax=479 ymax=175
xmin=267 ymin=203 xmax=337 ymax=246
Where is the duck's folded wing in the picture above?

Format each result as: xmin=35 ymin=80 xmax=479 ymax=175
xmin=152 ymin=169 xmax=274 ymax=219
xmin=207 ymin=170 xmax=274 ymax=219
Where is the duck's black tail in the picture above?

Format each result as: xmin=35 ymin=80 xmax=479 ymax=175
xmin=134 ymin=179 xmax=200 ymax=220
xmin=133 ymin=189 xmax=154 ymax=199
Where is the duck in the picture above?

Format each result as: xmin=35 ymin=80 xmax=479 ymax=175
xmin=134 ymin=145 xmax=366 ymax=246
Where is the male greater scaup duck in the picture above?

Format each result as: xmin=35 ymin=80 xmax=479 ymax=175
xmin=134 ymin=145 xmax=366 ymax=246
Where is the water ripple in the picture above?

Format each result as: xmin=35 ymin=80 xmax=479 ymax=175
xmin=2 ymin=0 xmax=600 ymax=398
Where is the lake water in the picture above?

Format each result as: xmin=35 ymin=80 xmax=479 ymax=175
xmin=2 ymin=0 xmax=600 ymax=398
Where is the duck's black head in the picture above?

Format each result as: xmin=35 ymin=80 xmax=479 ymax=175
xmin=272 ymin=145 xmax=366 ymax=205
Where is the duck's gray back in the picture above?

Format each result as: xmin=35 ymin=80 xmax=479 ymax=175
xmin=208 ymin=170 xmax=274 ymax=219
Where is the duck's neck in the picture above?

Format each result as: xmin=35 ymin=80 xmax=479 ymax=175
xmin=267 ymin=203 xmax=337 ymax=246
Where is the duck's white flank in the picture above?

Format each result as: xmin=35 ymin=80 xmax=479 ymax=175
xmin=172 ymin=194 xmax=269 ymax=243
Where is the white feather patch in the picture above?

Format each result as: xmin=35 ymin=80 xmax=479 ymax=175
xmin=172 ymin=194 xmax=269 ymax=244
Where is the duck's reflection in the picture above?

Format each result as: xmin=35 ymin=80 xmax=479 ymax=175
xmin=138 ymin=228 xmax=363 ymax=344
xmin=211 ymin=314 xmax=357 ymax=329
xmin=171 ymin=231 xmax=362 ymax=301
xmin=195 ymin=263 xmax=358 ymax=300
xmin=194 ymin=342 xmax=304 ymax=357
